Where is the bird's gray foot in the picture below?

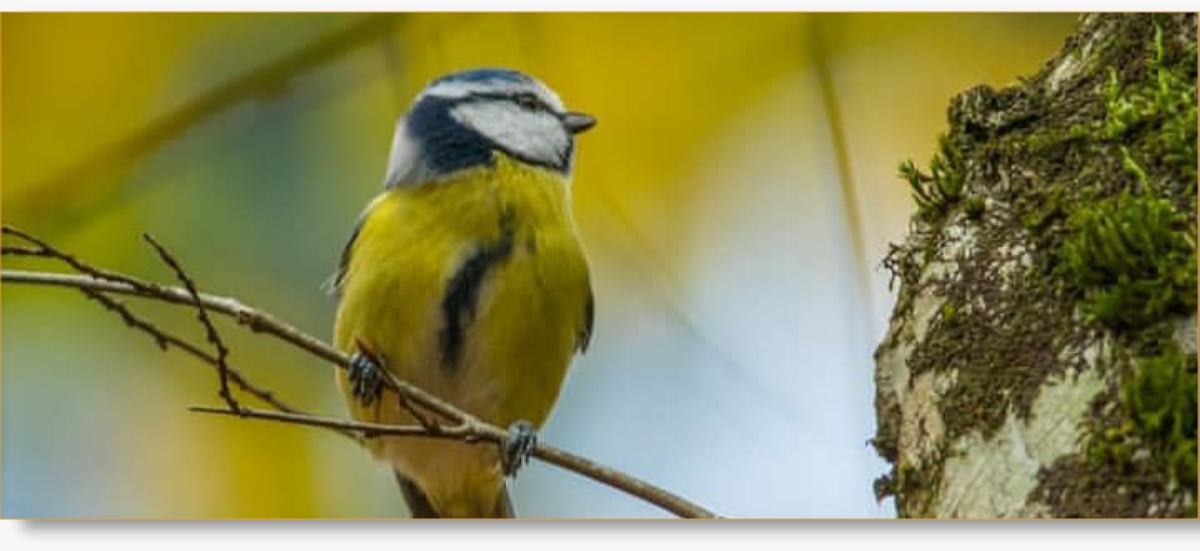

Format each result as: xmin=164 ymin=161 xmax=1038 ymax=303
xmin=501 ymin=420 xmax=537 ymax=477
xmin=348 ymin=351 xmax=385 ymax=407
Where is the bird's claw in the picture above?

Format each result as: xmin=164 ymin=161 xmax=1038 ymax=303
xmin=501 ymin=420 xmax=537 ymax=477
xmin=348 ymin=351 xmax=385 ymax=407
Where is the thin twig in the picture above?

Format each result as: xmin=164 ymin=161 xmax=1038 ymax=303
xmin=398 ymin=392 xmax=442 ymax=432
xmin=3 ymin=225 xmax=182 ymax=300
xmin=189 ymin=406 xmax=473 ymax=440
xmin=79 ymin=288 xmax=327 ymax=424
xmin=80 ymin=287 xmax=171 ymax=352
xmin=1 ymin=245 xmax=49 ymax=257
xmin=2 ymin=229 xmax=719 ymax=518
xmin=1 ymin=226 xmax=340 ymax=365
xmin=3 ymin=270 xmax=299 ymax=414
xmin=355 ymin=337 xmax=451 ymax=431
xmin=189 ymin=404 xmax=716 ymax=520
xmin=3 ymin=267 xmax=718 ymax=518
xmin=142 ymin=233 xmax=239 ymax=413
xmin=2 ymin=227 xmax=312 ymax=423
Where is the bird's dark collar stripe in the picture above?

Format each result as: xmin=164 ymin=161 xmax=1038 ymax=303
xmin=439 ymin=215 xmax=516 ymax=370
xmin=407 ymin=96 xmax=574 ymax=177
xmin=407 ymin=96 xmax=495 ymax=176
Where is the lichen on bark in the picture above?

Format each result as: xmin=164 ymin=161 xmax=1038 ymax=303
xmin=872 ymin=13 xmax=1197 ymax=518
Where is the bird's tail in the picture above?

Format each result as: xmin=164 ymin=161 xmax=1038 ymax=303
xmin=492 ymin=485 xmax=515 ymax=518
xmin=393 ymin=470 xmax=439 ymax=518
xmin=392 ymin=470 xmax=515 ymax=518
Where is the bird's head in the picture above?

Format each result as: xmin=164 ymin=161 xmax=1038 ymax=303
xmin=384 ymin=68 xmax=595 ymax=188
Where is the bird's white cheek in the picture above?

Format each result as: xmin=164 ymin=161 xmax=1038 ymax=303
xmin=383 ymin=117 xmax=426 ymax=188
xmin=450 ymin=103 xmax=570 ymax=167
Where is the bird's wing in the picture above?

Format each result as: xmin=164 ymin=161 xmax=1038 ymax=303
xmin=577 ymin=283 xmax=594 ymax=354
xmin=323 ymin=211 xmax=367 ymax=298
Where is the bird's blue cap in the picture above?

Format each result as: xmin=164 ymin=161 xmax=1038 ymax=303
xmin=429 ymin=68 xmax=535 ymax=87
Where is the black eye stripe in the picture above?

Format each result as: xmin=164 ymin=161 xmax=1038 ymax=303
xmin=515 ymin=93 xmax=540 ymax=107
xmin=469 ymin=92 xmax=550 ymax=111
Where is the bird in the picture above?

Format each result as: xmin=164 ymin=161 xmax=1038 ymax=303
xmin=328 ymin=68 xmax=595 ymax=518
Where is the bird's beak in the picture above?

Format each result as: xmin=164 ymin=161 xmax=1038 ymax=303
xmin=562 ymin=111 xmax=597 ymax=135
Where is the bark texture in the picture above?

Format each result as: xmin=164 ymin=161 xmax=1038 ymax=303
xmin=872 ymin=14 xmax=1197 ymax=518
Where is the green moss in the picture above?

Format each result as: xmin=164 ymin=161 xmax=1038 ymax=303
xmin=1102 ymin=22 xmax=1198 ymax=183
xmin=1025 ymin=123 xmax=1091 ymax=153
xmin=886 ymin=458 xmax=944 ymax=518
xmin=900 ymin=134 xmax=967 ymax=223
xmin=1064 ymin=17 xmax=1198 ymax=516
xmin=879 ymin=14 xmax=1197 ymax=517
xmin=1020 ymin=187 xmax=1067 ymax=234
xmin=1128 ymin=344 xmax=1197 ymax=491
xmin=1120 ymin=146 xmax=1150 ymax=190
xmin=1089 ymin=342 xmax=1197 ymax=494
xmin=1058 ymin=191 xmax=1196 ymax=331
xmin=940 ymin=301 xmax=958 ymax=324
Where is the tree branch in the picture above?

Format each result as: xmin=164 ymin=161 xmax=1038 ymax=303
xmin=79 ymin=287 xmax=316 ymax=420
xmin=142 ymin=233 xmax=239 ymax=413
xmin=2 ymin=226 xmax=718 ymax=519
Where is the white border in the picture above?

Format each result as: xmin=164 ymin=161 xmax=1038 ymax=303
xmin=4 ymin=520 xmax=1200 ymax=551
xmin=0 ymin=1 xmax=1197 ymax=12
xmin=2 ymin=6 xmax=1197 ymax=550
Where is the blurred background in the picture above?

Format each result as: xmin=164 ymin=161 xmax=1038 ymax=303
xmin=1 ymin=13 xmax=1078 ymax=518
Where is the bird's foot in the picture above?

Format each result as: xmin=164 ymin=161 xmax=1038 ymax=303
xmin=347 ymin=349 xmax=385 ymax=407
xmin=501 ymin=420 xmax=537 ymax=477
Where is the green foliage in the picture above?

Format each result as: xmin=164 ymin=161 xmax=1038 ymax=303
xmin=1126 ymin=343 xmax=1198 ymax=491
xmin=899 ymin=134 xmax=967 ymax=223
xmin=1091 ymin=343 xmax=1197 ymax=493
xmin=1020 ymin=186 xmax=1069 ymax=238
xmin=1102 ymin=23 xmax=1198 ymax=181
xmin=1120 ymin=146 xmax=1150 ymax=190
xmin=1024 ymin=123 xmax=1090 ymax=153
xmin=940 ymin=301 xmax=958 ymax=324
xmin=1059 ymin=191 xmax=1197 ymax=331
xmin=1073 ymin=21 xmax=1199 ymax=514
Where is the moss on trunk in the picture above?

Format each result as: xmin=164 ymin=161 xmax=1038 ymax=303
xmin=872 ymin=13 xmax=1197 ymax=518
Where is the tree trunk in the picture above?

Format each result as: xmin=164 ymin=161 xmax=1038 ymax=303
xmin=872 ymin=13 xmax=1197 ymax=518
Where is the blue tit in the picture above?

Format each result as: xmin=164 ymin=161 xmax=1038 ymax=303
xmin=329 ymin=68 xmax=595 ymax=518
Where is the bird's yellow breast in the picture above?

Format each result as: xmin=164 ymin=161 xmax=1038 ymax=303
xmin=332 ymin=153 xmax=590 ymax=511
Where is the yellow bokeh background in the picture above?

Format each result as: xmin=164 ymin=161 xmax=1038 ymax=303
xmin=1 ymin=13 xmax=1077 ymax=518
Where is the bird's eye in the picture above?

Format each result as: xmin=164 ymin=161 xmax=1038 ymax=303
xmin=514 ymin=93 xmax=541 ymax=110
